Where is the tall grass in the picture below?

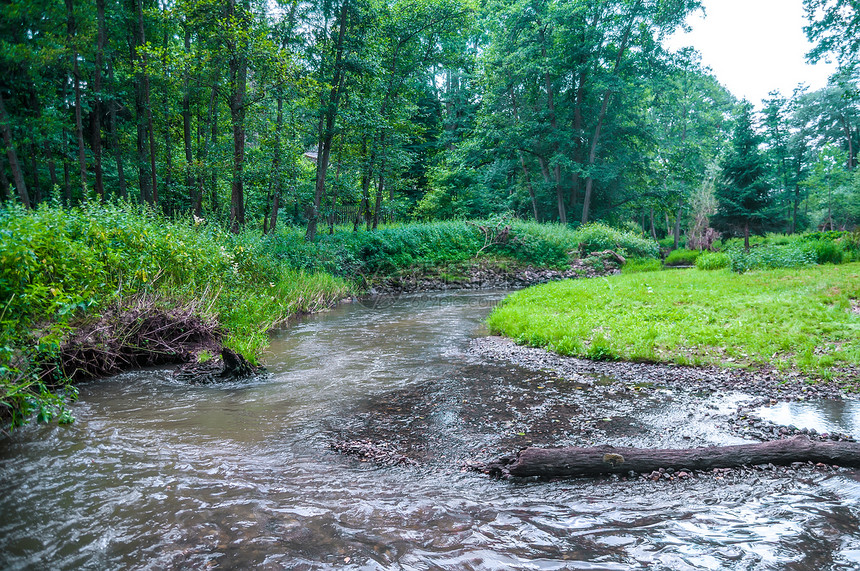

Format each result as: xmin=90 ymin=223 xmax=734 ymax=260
xmin=0 ymin=202 xmax=351 ymax=427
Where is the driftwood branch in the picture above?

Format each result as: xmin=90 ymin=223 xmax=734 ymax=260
xmin=485 ymin=436 xmax=860 ymax=479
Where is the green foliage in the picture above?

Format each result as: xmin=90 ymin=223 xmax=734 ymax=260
xmin=622 ymin=258 xmax=663 ymax=274
xmin=727 ymin=243 xmax=818 ymax=273
xmin=695 ymin=251 xmax=731 ymax=271
xmin=262 ymin=219 xmax=657 ymax=279
xmin=798 ymin=231 xmax=860 ymax=263
xmin=664 ymin=249 xmax=701 ymax=266
xmin=487 ymin=264 xmax=860 ymax=379
xmin=713 ymin=103 xmax=772 ymax=243
xmin=0 ymin=202 xmax=352 ymax=429
xmin=721 ymin=230 xmax=859 ymax=273
xmin=572 ymin=223 xmax=660 ymax=259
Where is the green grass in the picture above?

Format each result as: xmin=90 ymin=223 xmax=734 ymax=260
xmin=664 ymin=249 xmax=701 ymax=266
xmin=487 ymin=263 xmax=860 ymax=382
xmin=621 ymin=258 xmax=663 ymax=274
xmin=695 ymin=251 xmax=730 ymax=271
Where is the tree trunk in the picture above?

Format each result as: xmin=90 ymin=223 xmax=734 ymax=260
xmin=372 ymin=171 xmax=384 ymax=230
xmin=108 ymin=59 xmax=127 ymax=199
xmin=508 ymin=89 xmax=539 ymax=221
xmin=132 ymin=0 xmax=152 ymax=204
xmin=580 ymin=0 xmax=640 ymax=224
xmin=46 ymin=148 xmax=59 ymax=191
xmin=540 ymin=25 xmax=565 ymax=224
xmin=210 ymin=88 xmax=219 ymax=214
xmin=354 ymin=137 xmax=372 ymax=231
xmin=161 ymin=27 xmax=173 ymax=213
xmin=182 ymin=24 xmax=194 ymax=208
xmin=329 ymin=135 xmax=344 ymax=234
xmin=0 ymin=156 xmax=9 ymax=202
xmin=306 ymin=0 xmax=349 ymax=242
xmin=67 ymin=0 xmax=88 ymax=198
xmin=92 ymin=0 xmax=106 ymax=200
xmin=61 ymin=128 xmax=71 ymax=203
xmin=0 ymin=93 xmax=30 ymax=208
xmin=649 ymin=207 xmax=657 ymax=240
xmin=265 ymin=96 xmax=284 ymax=235
xmin=134 ymin=0 xmax=157 ymax=205
xmin=673 ymin=197 xmax=682 ymax=250
xmin=196 ymin=80 xmax=219 ymax=216
xmin=519 ymin=153 xmax=539 ymax=221
xmin=485 ymin=436 xmax=860 ymax=479
xmin=269 ymin=192 xmax=280 ymax=234
xmin=744 ymin=219 xmax=750 ymax=252
xmin=28 ymin=144 xmax=41 ymax=205
xmin=371 ymin=134 xmax=386 ymax=230
xmin=228 ymin=0 xmax=249 ymax=233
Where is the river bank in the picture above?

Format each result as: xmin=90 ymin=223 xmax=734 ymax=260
xmin=2 ymin=204 xmax=656 ymax=429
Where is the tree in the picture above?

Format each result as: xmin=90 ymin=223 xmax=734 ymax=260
xmin=804 ymin=0 xmax=860 ymax=70
xmin=714 ymin=103 xmax=772 ymax=251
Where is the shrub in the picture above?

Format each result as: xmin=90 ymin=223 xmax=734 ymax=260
xmin=808 ymin=239 xmax=849 ymax=265
xmin=728 ymin=243 xmax=817 ymax=273
xmin=622 ymin=258 xmax=663 ymax=274
xmin=695 ymin=251 xmax=730 ymax=270
xmin=572 ymin=222 xmax=660 ymax=259
xmin=664 ymin=249 xmax=701 ymax=266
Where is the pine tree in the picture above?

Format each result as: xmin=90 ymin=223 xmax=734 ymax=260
xmin=714 ymin=103 xmax=772 ymax=251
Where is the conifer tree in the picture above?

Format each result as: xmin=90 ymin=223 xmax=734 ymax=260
xmin=714 ymin=103 xmax=772 ymax=251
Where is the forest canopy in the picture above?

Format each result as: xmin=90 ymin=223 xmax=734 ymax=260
xmin=0 ymin=0 xmax=857 ymax=239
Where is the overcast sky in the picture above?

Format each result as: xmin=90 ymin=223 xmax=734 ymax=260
xmin=664 ymin=0 xmax=837 ymax=107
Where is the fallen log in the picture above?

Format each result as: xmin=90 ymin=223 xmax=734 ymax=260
xmin=485 ymin=436 xmax=860 ymax=479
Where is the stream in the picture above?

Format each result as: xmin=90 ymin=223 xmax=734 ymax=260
xmin=2 ymin=290 xmax=860 ymax=570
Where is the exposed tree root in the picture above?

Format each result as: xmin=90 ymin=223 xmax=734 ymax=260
xmin=173 ymin=348 xmax=264 ymax=384
xmin=54 ymin=295 xmax=221 ymax=381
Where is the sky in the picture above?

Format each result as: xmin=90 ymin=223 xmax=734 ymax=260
xmin=664 ymin=0 xmax=837 ymax=108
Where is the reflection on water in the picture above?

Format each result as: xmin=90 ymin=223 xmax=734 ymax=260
xmin=0 ymin=290 xmax=859 ymax=570
xmin=755 ymin=401 xmax=860 ymax=438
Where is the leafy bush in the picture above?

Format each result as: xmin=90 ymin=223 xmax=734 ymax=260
xmin=807 ymin=239 xmax=849 ymax=264
xmin=265 ymin=219 xmax=660 ymax=276
xmin=695 ymin=251 xmax=731 ymax=270
xmin=722 ymin=230 xmax=860 ymax=273
xmin=664 ymin=249 xmax=701 ymax=266
xmin=728 ymin=243 xmax=818 ymax=273
xmin=622 ymin=258 xmax=663 ymax=274
xmin=572 ymin=222 xmax=660 ymax=259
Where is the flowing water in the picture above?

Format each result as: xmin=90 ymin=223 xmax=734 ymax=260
xmin=2 ymin=290 xmax=860 ymax=570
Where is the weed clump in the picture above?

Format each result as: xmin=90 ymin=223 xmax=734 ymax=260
xmin=622 ymin=258 xmax=663 ymax=274
xmin=695 ymin=252 xmax=730 ymax=271
xmin=664 ymin=249 xmax=701 ymax=266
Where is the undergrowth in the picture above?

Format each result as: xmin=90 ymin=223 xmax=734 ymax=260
xmin=0 ymin=202 xmax=351 ymax=430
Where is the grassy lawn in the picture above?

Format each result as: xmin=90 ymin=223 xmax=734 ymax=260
xmin=487 ymin=263 xmax=860 ymax=382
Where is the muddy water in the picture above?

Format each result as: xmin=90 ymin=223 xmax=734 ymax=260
xmin=2 ymin=290 xmax=860 ymax=570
